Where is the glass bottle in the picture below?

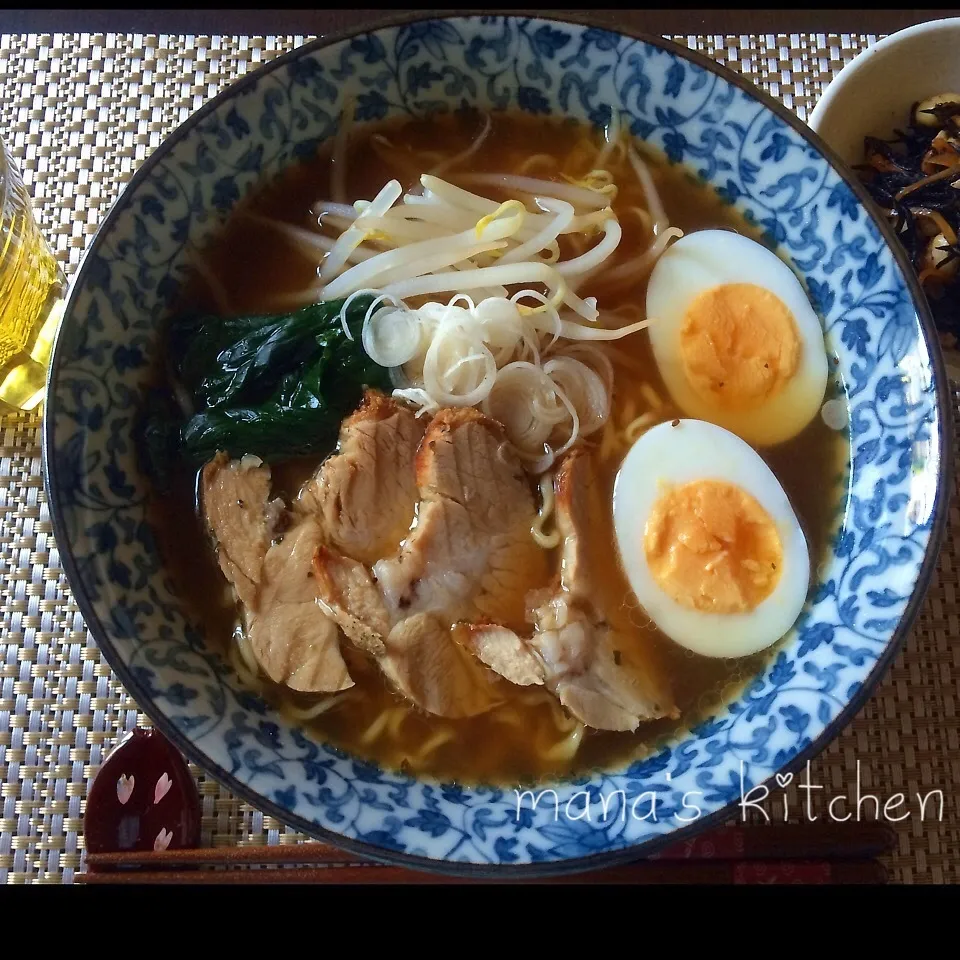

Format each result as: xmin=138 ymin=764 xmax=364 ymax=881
xmin=0 ymin=138 xmax=66 ymax=411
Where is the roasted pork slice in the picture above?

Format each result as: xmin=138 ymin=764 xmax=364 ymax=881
xmin=314 ymin=548 xmax=496 ymax=717
xmin=201 ymin=453 xmax=277 ymax=609
xmin=299 ymin=391 xmax=426 ymax=565
xmin=201 ymin=455 xmax=352 ymax=695
xmin=452 ymin=622 xmax=545 ymax=687
xmin=312 ymin=407 xmax=547 ymax=718
xmin=312 ymin=547 xmax=389 ymax=657
xmin=380 ymin=613 xmax=499 ymax=718
xmin=247 ymin=519 xmax=353 ymax=693
xmin=202 ymin=393 xmax=430 ymax=697
xmin=528 ymin=596 xmax=672 ymax=732
xmin=371 ymin=407 xmax=548 ymax=627
xmin=459 ymin=449 xmax=677 ymax=732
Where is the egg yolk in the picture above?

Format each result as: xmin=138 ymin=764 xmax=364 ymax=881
xmin=680 ymin=282 xmax=800 ymax=410
xmin=644 ymin=479 xmax=783 ymax=615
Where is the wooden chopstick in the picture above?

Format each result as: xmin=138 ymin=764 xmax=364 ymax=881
xmin=84 ymin=821 xmax=896 ymax=872
xmin=649 ymin=821 xmax=896 ymax=861
xmin=77 ymin=859 xmax=888 ymax=885
xmin=86 ymin=842 xmax=358 ymax=869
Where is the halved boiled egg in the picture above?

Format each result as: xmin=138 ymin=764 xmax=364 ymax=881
xmin=646 ymin=230 xmax=829 ymax=446
xmin=613 ymin=419 xmax=810 ymax=658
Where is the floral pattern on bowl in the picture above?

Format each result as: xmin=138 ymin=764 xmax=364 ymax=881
xmin=44 ymin=15 xmax=950 ymax=871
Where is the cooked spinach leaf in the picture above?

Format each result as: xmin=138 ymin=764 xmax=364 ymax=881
xmin=181 ymin=406 xmax=343 ymax=465
xmin=147 ymin=294 xmax=393 ymax=468
xmin=173 ymin=298 xmax=375 ymax=410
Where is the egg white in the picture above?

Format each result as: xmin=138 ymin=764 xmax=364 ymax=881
xmin=646 ymin=229 xmax=829 ymax=446
xmin=613 ymin=419 xmax=811 ymax=659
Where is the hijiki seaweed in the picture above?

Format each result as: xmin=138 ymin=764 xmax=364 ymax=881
xmin=855 ymin=95 xmax=960 ymax=346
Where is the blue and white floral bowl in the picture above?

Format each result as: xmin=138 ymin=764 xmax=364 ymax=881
xmin=44 ymin=14 xmax=951 ymax=873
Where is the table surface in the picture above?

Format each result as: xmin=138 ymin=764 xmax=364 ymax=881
xmin=5 ymin=9 xmax=960 ymax=36
xmin=1 ymin=16 xmax=958 ymax=885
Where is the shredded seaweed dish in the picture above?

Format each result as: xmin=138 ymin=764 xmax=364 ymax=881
xmin=856 ymin=94 xmax=960 ymax=346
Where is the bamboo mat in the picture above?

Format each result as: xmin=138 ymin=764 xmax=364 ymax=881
xmin=1 ymin=31 xmax=957 ymax=885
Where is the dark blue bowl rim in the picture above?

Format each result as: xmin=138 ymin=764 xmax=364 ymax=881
xmin=42 ymin=10 xmax=954 ymax=879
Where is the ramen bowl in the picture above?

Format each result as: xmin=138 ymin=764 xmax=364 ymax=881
xmin=44 ymin=13 xmax=950 ymax=874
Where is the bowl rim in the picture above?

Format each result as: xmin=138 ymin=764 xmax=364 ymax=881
xmin=42 ymin=9 xmax=954 ymax=878
xmin=808 ymin=17 xmax=960 ymax=134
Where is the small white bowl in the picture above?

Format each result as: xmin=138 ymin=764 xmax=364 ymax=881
xmin=809 ymin=18 xmax=960 ymax=378
xmin=809 ymin=18 xmax=960 ymax=167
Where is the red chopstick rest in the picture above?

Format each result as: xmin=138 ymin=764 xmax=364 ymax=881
xmin=85 ymin=728 xmax=201 ymax=864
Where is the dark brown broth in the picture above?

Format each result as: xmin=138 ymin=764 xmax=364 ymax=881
xmin=153 ymin=112 xmax=849 ymax=787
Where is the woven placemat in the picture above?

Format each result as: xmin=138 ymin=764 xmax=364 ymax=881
xmin=1 ymin=31 xmax=957 ymax=885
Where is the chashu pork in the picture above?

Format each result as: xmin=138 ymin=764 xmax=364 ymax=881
xmin=201 ymin=391 xmax=425 ymax=697
xmin=299 ymin=390 xmax=426 ymax=565
xmin=246 ymin=517 xmax=352 ymax=693
xmin=200 ymin=454 xmax=352 ymax=694
xmin=313 ymin=407 xmax=549 ymax=718
xmin=459 ymin=448 xmax=677 ymax=732
xmin=201 ymin=453 xmax=276 ymax=610
xmin=372 ymin=407 xmax=548 ymax=628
